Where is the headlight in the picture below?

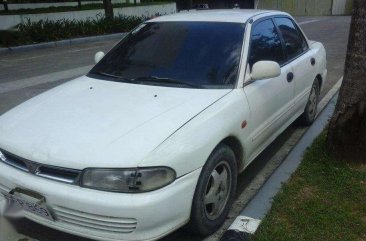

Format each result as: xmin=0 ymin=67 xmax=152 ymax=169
xmin=80 ymin=167 xmax=176 ymax=193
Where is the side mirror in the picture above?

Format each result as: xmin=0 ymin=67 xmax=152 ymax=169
xmin=250 ymin=61 xmax=281 ymax=81
xmin=94 ymin=51 xmax=105 ymax=64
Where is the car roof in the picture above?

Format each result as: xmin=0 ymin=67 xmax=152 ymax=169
xmin=148 ymin=9 xmax=285 ymax=23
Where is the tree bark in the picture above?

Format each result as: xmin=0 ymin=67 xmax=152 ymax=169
xmin=3 ymin=0 xmax=8 ymax=12
xmin=77 ymin=0 xmax=82 ymax=10
xmin=326 ymin=0 xmax=366 ymax=163
xmin=102 ymin=0 xmax=114 ymax=20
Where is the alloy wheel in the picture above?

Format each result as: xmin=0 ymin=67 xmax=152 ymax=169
xmin=204 ymin=161 xmax=232 ymax=220
xmin=307 ymin=85 xmax=318 ymax=119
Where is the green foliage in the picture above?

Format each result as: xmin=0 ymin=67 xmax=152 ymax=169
xmin=8 ymin=0 xmax=82 ymax=3
xmin=0 ymin=14 xmax=144 ymax=47
xmin=0 ymin=2 xmax=172 ymax=15
xmin=0 ymin=4 xmax=104 ymax=15
xmin=0 ymin=30 xmax=30 ymax=47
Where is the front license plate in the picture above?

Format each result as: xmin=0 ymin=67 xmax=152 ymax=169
xmin=3 ymin=192 xmax=54 ymax=221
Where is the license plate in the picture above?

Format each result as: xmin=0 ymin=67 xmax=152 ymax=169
xmin=3 ymin=192 xmax=54 ymax=221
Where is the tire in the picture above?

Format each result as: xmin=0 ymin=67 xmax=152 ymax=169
xmin=300 ymin=79 xmax=320 ymax=126
xmin=187 ymin=144 xmax=237 ymax=236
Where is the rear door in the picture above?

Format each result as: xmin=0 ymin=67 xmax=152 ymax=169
xmin=274 ymin=17 xmax=316 ymax=115
xmin=244 ymin=18 xmax=294 ymax=160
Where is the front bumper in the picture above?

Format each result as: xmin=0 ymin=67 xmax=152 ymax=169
xmin=0 ymin=162 xmax=201 ymax=241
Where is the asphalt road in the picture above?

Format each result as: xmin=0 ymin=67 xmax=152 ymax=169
xmin=0 ymin=16 xmax=350 ymax=241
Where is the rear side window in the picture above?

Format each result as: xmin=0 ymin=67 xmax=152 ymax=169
xmin=249 ymin=19 xmax=285 ymax=68
xmin=274 ymin=17 xmax=308 ymax=60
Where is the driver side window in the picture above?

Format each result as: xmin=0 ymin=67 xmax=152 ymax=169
xmin=249 ymin=19 xmax=285 ymax=68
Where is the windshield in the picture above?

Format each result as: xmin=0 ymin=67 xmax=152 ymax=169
xmin=89 ymin=21 xmax=245 ymax=89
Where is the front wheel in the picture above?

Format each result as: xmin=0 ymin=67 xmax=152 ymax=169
xmin=300 ymin=79 xmax=320 ymax=126
xmin=187 ymin=144 xmax=237 ymax=236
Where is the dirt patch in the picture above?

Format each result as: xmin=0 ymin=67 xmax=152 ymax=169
xmin=298 ymin=186 xmax=318 ymax=200
xmin=361 ymin=216 xmax=366 ymax=225
xmin=348 ymin=163 xmax=366 ymax=172
xmin=358 ymin=164 xmax=366 ymax=172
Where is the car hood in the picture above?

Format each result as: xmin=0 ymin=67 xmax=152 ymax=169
xmin=0 ymin=76 xmax=231 ymax=169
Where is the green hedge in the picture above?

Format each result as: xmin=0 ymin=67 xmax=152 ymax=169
xmin=6 ymin=0 xmax=99 ymax=3
xmin=0 ymin=2 xmax=174 ymax=15
xmin=0 ymin=15 xmax=145 ymax=47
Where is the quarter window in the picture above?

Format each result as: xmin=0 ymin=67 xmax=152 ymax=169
xmin=249 ymin=19 xmax=285 ymax=68
xmin=274 ymin=17 xmax=308 ymax=60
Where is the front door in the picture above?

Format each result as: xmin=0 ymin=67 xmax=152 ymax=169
xmin=243 ymin=18 xmax=295 ymax=162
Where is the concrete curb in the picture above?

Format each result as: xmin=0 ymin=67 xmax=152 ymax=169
xmin=220 ymin=87 xmax=341 ymax=241
xmin=0 ymin=33 xmax=125 ymax=54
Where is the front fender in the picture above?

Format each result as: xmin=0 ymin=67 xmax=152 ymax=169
xmin=138 ymin=89 xmax=251 ymax=177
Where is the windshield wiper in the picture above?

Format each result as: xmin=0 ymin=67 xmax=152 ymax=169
xmin=133 ymin=76 xmax=204 ymax=89
xmin=93 ymin=71 xmax=135 ymax=83
xmin=91 ymin=73 xmax=204 ymax=88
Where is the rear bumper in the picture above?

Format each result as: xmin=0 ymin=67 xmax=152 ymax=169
xmin=0 ymin=162 xmax=201 ymax=241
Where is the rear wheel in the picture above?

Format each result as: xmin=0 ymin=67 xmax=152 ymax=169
xmin=300 ymin=79 xmax=320 ymax=125
xmin=187 ymin=144 xmax=237 ymax=236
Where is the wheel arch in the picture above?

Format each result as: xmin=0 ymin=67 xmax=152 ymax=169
xmin=316 ymin=74 xmax=322 ymax=91
xmin=219 ymin=136 xmax=244 ymax=173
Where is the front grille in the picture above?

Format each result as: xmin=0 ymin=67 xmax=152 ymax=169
xmin=1 ymin=150 xmax=28 ymax=172
xmin=53 ymin=206 xmax=137 ymax=234
xmin=0 ymin=149 xmax=81 ymax=185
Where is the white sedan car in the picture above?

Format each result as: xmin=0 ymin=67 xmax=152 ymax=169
xmin=0 ymin=10 xmax=326 ymax=241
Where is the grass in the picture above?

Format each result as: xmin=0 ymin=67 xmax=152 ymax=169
xmin=0 ymin=2 xmax=172 ymax=15
xmin=251 ymin=132 xmax=366 ymax=241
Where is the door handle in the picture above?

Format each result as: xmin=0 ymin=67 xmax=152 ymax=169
xmin=287 ymin=72 xmax=294 ymax=82
xmin=311 ymin=58 xmax=316 ymax=66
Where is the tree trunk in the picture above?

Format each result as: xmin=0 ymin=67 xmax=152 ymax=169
xmin=102 ymin=0 xmax=114 ymax=20
xmin=77 ymin=0 xmax=81 ymax=9
xmin=326 ymin=0 xmax=366 ymax=163
xmin=3 ymin=0 xmax=8 ymax=12
xmin=77 ymin=0 xmax=82 ymax=10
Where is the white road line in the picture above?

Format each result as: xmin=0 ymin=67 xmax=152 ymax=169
xmin=2 ymin=46 xmax=101 ymax=62
xmin=299 ymin=19 xmax=322 ymax=25
xmin=1 ymin=51 xmax=73 ymax=62
xmin=67 ymin=45 xmax=107 ymax=53
xmin=0 ymin=60 xmax=12 ymax=67
xmin=0 ymin=65 xmax=93 ymax=94
xmin=1 ymin=43 xmax=112 ymax=63
xmin=3 ymin=54 xmax=51 ymax=62
xmin=228 ymin=216 xmax=262 ymax=234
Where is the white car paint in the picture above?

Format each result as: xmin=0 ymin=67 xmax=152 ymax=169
xmin=0 ymin=77 xmax=231 ymax=170
xmin=0 ymin=10 xmax=326 ymax=241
